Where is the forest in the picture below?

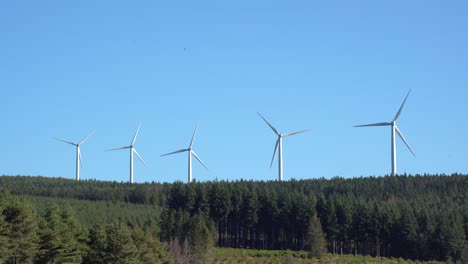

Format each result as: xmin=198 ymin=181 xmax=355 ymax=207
xmin=0 ymin=174 xmax=467 ymax=263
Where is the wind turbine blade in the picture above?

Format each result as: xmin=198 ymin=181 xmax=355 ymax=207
xmin=283 ymin=129 xmax=311 ymax=137
xmin=191 ymin=151 xmax=208 ymax=170
xmin=131 ymin=122 xmax=141 ymax=146
xmin=160 ymin=148 xmax=189 ymax=157
xmin=393 ymin=90 xmax=411 ymax=121
xmin=79 ymin=151 xmax=83 ymax=168
xmin=395 ymin=126 xmax=416 ymax=157
xmin=133 ymin=149 xmax=146 ymax=165
xmin=55 ymin=138 xmax=77 ymax=146
xmin=270 ymin=138 xmax=279 ymax=168
xmin=257 ymin=112 xmax=279 ymax=135
xmin=106 ymin=146 xmax=131 ymax=151
xmin=354 ymin=122 xmax=391 ymax=127
xmin=79 ymin=129 xmax=96 ymax=145
xmin=189 ymin=124 xmax=198 ymax=148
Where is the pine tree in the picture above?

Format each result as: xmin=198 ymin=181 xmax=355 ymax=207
xmin=194 ymin=184 xmax=209 ymax=215
xmin=36 ymin=204 xmax=63 ymax=263
xmin=59 ymin=206 xmax=84 ymax=263
xmin=132 ymin=225 xmax=170 ymax=264
xmin=0 ymin=203 xmax=11 ymax=263
xmin=36 ymin=204 xmax=82 ymax=264
xmin=84 ymin=223 xmax=107 ymax=264
xmin=335 ymin=200 xmax=351 ymax=254
xmin=209 ymin=183 xmax=231 ymax=231
xmin=186 ymin=213 xmax=215 ymax=264
xmin=104 ymin=223 xmax=140 ymax=264
xmin=3 ymin=197 xmax=39 ymax=264
xmin=159 ymin=208 xmax=176 ymax=241
xmin=84 ymin=223 xmax=140 ymax=264
xmin=415 ymin=208 xmax=436 ymax=259
xmin=351 ymin=201 xmax=370 ymax=255
xmin=436 ymin=211 xmax=467 ymax=263
xmin=241 ymin=190 xmax=258 ymax=248
xmin=398 ymin=204 xmax=418 ymax=259
xmin=307 ymin=212 xmax=327 ymax=258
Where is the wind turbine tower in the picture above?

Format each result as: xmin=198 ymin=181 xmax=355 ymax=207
xmin=107 ymin=122 xmax=145 ymax=183
xmin=161 ymin=124 xmax=208 ymax=183
xmin=55 ymin=129 xmax=95 ymax=181
xmin=257 ymin=113 xmax=310 ymax=181
xmin=354 ymin=90 xmax=415 ymax=176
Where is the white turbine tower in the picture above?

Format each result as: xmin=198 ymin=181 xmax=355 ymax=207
xmin=107 ymin=123 xmax=145 ymax=183
xmin=55 ymin=129 xmax=95 ymax=181
xmin=258 ymin=113 xmax=310 ymax=181
xmin=354 ymin=90 xmax=415 ymax=176
xmin=161 ymin=124 xmax=208 ymax=183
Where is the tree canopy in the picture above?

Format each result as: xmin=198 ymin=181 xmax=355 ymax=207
xmin=1 ymin=174 xmax=467 ymax=262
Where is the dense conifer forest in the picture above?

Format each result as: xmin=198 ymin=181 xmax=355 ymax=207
xmin=0 ymin=174 xmax=467 ymax=263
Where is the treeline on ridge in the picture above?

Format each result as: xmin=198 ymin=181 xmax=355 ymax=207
xmin=0 ymin=174 xmax=467 ymax=262
xmin=0 ymin=176 xmax=165 ymax=205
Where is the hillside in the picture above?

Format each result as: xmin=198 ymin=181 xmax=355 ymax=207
xmin=1 ymin=174 xmax=467 ymax=262
xmin=26 ymin=195 xmax=161 ymax=230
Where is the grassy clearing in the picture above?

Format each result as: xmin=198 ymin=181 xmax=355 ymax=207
xmin=214 ymin=248 xmax=446 ymax=264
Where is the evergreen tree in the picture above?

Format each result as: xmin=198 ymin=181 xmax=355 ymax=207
xmin=209 ymin=183 xmax=231 ymax=246
xmin=194 ymin=184 xmax=209 ymax=215
xmin=159 ymin=208 xmax=175 ymax=241
xmin=351 ymin=201 xmax=370 ymax=255
xmin=415 ymin=207 xmax=436 ymax=259
xmin=335 ymin=200 xmax=351 ymax=254
xmin=186 ymin=213 xmax=215 ymax=264
xmin=84 ymin=223 xmax=107 ymax=264
xmin=257 ymin=189 xmax=279 ymax=250
xmin=368 ymin=203 xmax=381 ymax=257
xmin=0 ymin=201 xmax=11 ymax=263
xmin=436 ymin=211 xmax=467 ymax=263
xmin=132 ymin=225 xmax=170 ymax=264
xmin=209 ymin=183 xmax=232 ymax=223
xmin=167 ymin=182 xmax=191 ymax=210
xmin=84 ymin=223 xmax=141 ymax=264
xmin=228 ymin=186 xmax=243 ymax=248
xmin=317 ymin=196 xmax=339 ymax=253
xmin=36 ymin=204 xmax=63 ymax=263
xmin=36 ymin=204 xmax=83 ymax=263
xmin=104 ymin=223 xmax=140 ymax=264
xmin=241 ymin=190 xmax=258 ymax=248
xmin=60 ymin=206 xmax=84 ymax=263
xmin=2 ymin=197 xmax=39 ymax=264
xmin=307 ymin=213 xmax=327 ymax=258
xmin=398 ymin=204 xmax=418 ymax=259
xmin=379 ymin=203 xmax=399 ymax=258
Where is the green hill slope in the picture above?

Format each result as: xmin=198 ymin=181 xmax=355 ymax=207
xmin=1 ymin=174 xmax=467 ymax=262
xmin=25 ymin=195 xmax=161 ymax=230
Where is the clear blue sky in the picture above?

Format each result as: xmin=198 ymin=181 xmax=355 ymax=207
xmin=1 ymin=1 xmax=467 ymax=183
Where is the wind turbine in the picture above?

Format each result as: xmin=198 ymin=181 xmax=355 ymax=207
xmin=161 ymin=124 xmax=208 ymax=183
xmin=354 ymin=90 xmax=415 ymax=176
xmin=55 ymin=129 xmax=95 ymax=181
xmin=257 ymin=113 xmax=311 ymax=181
xmin=107 ymin=122 xmax=145 ymax=183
